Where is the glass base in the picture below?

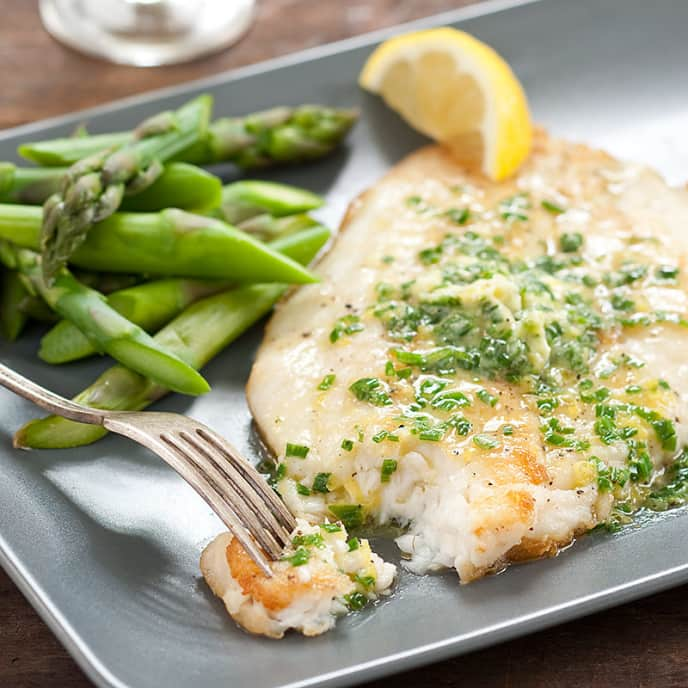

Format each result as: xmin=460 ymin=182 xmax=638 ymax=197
xmin=39 ymin=0 xmax=256 ymax=67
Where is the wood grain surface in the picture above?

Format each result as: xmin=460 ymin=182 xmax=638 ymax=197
xmin=1 ymin=2 xmax=687 ymax=687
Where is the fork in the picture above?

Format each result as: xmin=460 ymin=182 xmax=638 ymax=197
xmin=0 ymin=362 xmax=295 ymax=576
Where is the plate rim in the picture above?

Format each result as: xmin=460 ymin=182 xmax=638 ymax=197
xmin=8 ymin=2 xmax=684 ymax=688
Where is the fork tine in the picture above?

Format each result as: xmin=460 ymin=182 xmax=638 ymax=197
xmin=173 ymin=430 xmax=291 ymax=555
xmin=160 ymin=432 xmax=284 ymax=560
xmin=196 ymin=428 xmax=297 ymax=531
xmin=156 ymin=434 xmax=275 ymax=576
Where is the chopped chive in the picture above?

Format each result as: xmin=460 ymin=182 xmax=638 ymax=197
xmin=349 ymin=377 xmax=393 ymax=407
xmin=473 ymin=434 xmax=499 ymax=449
xmin=380 ymin=459 xmax=398 ymax=483
xmin=321 ymin=523 xmax=342 ymax=533
xmin=372 ymin=430 xmax=399 ymax=443
xmin=559 ymin=232 xmax=583 ymax=253
xmin=292 ymin=533 xmax=324 ymax=548
xmin=329 ymin=504 xmax=364 ymax=529
xmin=502 ymin=424 xmax=514 ymax=435
xmin=655 ymin=265 xmax=679 ymax=280
xmin=347 ymin=537 xmax=360 ymax=551
xmin=477 ymin=389 xmax=498 ymax=407
xmin=286 ymin=442 xmax=309 ymax=458
xmin=317 ymin=373 xmax=336 ymax=390
xmin=282 ymin=547 xmax=310 ymax=566
xmin=353 ymin=574 xmax=376 ymax=588
xmin=341 ymin=439 xmax=354 ymax=451
xmin=344 ymin=591 xmax=368 ymax=611
xmin=542 ymin=199 xmax=565 ymax=214
xmin=312 ymin=472 xmax=331 ymax=494
xmin=296 ymin=483 xmax=311 ymax=496
xmin=445 ymin=207 xmax=471 ymax=225
xmin=330 ymin=314 xmax=364 ymax=343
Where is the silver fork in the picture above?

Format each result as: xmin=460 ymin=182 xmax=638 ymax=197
xmin=0 ymin=362 xmax=295 ymax=576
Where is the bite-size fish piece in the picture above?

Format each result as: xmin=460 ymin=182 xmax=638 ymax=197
xmin=201 ymin=519 xmax=395 ymax=638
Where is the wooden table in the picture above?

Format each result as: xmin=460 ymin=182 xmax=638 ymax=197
xmin=1 ymin=1 xmax=687 ymax=686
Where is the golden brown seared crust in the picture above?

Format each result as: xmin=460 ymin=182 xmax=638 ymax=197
xmin=225 ymin=538 xmax=343 ymax=613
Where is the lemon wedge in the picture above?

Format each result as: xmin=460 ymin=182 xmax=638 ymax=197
xmin=359 ymin=27 xmax=532 ymax=180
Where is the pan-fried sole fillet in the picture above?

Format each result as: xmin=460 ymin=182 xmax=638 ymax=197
xmin=247 ymin=130 xmax=688 ymax=582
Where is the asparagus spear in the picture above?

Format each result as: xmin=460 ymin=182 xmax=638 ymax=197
xmin=39 ymin=221 xmax=328 ymax=364
xmin=19 ymin=132 xmax=131 ymax=167
xmin=41 ymin=95 xmax=213 ymax=283
xmin=236 ymin=213 xmax=321 ymax=242
xmin=39 ymin=278 xmax=232 ymax=364
xmin=192 ymin=105 xmax=359 ymax=167
xmin=216 ymin=180 xmax=323 ymax=225
xmin=0 ymin=204 xmax=316 ymax=283
xmin=0 ymin=269 xmax=29 ymax=340
xmin=0 ymin=242 xmax=210 ymax=396
xmin=72 ymin=271 xmax=142 ymax=294
xmin=18 ymin=294 xmax=58 ymax=323
xmin=0 ymin=162 xmax=222 ymax=212
xmin=18 ymin=105 xmax=358 ymax=169
xmin=14 ymin=225 xmax=330 ymax=449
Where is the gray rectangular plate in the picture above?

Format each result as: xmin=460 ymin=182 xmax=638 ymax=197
xmin=2 ymin=1 xmax=688 ymax=687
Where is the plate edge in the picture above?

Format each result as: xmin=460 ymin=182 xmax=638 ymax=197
xmin=0 ymin=0 xmax=543 ymax=141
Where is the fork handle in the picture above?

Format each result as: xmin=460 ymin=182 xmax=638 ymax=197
xmin=0 ymin=362 xmax=105 ymax=425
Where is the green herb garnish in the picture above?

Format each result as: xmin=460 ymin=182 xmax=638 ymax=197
xmin=292 ymin=533 xmax=325 ymax=548
xmin=321 ymin=523 xmax=342 ymax=533
xmin=541 ymin=199 xmax=565 ymax=214
xmin=329 ymin=504 xmax=364 ymax=529
xmin=349 ymin=377 xmax=393 ymax=407
xmin=286 ymin=442 xmax=309 ymax=459
xmin=317 ymin=374 xmax=336 ymax=390
xmin=312 ymin=472 xmax=331 ymax=493
xmin=283 ymin=547 xmax=310 ymax=566
xmin=380 ymin=459 xmax=398 ymax=483
xmin=559 ymin=232 xmax=583 ymax=253
xmin=477 ymin=389 xmax=498 ymax=407
xmin=344 ymin=591 xmax=368 ymax=611
xmin=473 ymin=434 xmax=499 ymax=450
xmin=330 ymin=314 xmax=364 ymax=343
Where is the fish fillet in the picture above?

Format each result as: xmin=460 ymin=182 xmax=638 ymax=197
xmin=247 ymin=130 xmax=688 ymax=583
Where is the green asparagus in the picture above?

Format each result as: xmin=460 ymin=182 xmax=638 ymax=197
xmin=236 ymin=213 xmax=321 ymax=242
xmin=39 ymin=222 xmax=329 ymax=364
xmin=39 ymin=278 xmax=232 ymax=364
xmin=191 ymin=105 xmax=359 ymax=167
xmin=0 ymin=162 xmax=222 ymax=212
xmin=14 ymin=225 xmax=330 ymax=449
xmin=0 ymin=270 xmax=29 ymax=340
xmin=19 ymin=105 xmax=358 ymax=169
xmin=41 ymin=95 xmax=213 ymax=283
xmin=0 ymin=204 xmax=317 ymax=283
xmin=72 ymin=271 xmax=142 ymax=294
xmin=0 ymin=242 xmax=210 ymax=396
xmin=18 ymin=294 xmax=58 ymax=323
xmin=216 ymin=180 xmax=323 ymax=225
xmin=0 ymin=163 xmax=64 ymax=205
